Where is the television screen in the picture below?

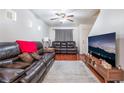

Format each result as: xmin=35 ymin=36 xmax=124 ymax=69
xmin=88 ymin=32 xmax=116 ymax=67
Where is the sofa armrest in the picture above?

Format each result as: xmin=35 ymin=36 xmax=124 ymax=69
xmin=20 ymin=62 xmax=45 ymax=83
xmin=75 ymin=47 xmax=78 ymax=53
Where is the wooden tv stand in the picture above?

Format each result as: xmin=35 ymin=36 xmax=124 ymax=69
xmin=82 ymin=54 xmax=124 ymax=83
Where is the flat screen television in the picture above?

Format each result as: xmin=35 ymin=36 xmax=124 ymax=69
xmin=88 ymin=32 xmax=116 ymax=67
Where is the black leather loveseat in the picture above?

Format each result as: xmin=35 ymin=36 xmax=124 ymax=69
xmin=52 ymin=41 xmax=78 ymax=54
xmin=0 ymin=42 xmax=55 ymax=83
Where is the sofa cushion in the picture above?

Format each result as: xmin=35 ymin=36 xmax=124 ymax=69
xmin=1 ymin=62 xmax=30 ymax=69
xmin=0 ymin=68 xmax=24 ymax=83
xmin=19 ymin=53 xmax=33 ymax=63
xmin=0 ymin=43 xmax=20 ymax=61
xmin=0 ymin=47 xmax=7 ymax=60
xmin=0 ymin=59 xmax=13 ymax=66
xmin=67 ymin=41 xmax=75 ymax=48
xmin=61 ymin=42 xmax=67 ymax=48
xmin=60 ymin=48 xmax=66 ymax=50
xmin=66 ymin=48 xmax=77 ymax=50
xmin=30 ymin=52 xmax=41 ymax=60
xmin=52 ymin=41 xmax=61 ymax=48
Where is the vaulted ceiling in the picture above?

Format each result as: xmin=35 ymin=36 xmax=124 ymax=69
xmin=31 ymin=9 xmax=100 ymax=27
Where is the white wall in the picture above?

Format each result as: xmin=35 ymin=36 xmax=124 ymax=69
xmin=49 ymin=27 xmax=55 ymax=42
xmin=0 ymin=9 xmax=49 ymax=42
xmin=78 ymin=24 xmax=93 ymax=54
xmin=89 ymin=9 xmax=124 ymax=69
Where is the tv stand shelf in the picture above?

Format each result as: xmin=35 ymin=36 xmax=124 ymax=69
xmin=82 ymin=54 xmax=124 ymax=83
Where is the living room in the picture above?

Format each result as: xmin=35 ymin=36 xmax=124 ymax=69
xmin=0 ymin=9 xmax=124 ymax=83
xmin=1 ymin=0 xmax=124 ymax=93
xmin=0 ymin=9 xmax=98 ymax=83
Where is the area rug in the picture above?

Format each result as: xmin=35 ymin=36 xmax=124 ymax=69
xmin=43 ymin=61 xmax=99 ymax=83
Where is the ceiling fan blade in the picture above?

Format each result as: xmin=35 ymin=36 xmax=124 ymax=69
xmin=55 ymin=13 xmax=61 ymax=16
xmin=50 ymin=18 xmax=58 ymax=20
xmin=56 ymin=13 xmax=66 ymax=17
xmin=67 ymin=15 xmax=74 ymax=17
xmin=67 ymin=19 xmax=74 ymax=22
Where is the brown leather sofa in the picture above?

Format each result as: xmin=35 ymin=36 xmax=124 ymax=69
xmin=0 ymin=42 xmax=55 ymax=83
xmin=52 ymin=41 xmax=78 ymax=54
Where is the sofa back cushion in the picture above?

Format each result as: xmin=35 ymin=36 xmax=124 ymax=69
xmin=61 ymin=42 xmax=67 ymax=48
xmin=52 ymin=41 xmax=61 ymax=48
xmin=0 ymin=42 xmax=20 ymax=61
xmin=52 ymin=41 xmax=76 ymax=48
xmin=67 ymin=41 xmax=76 ymax=48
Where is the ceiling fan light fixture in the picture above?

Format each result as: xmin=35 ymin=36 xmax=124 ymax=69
xmin=60 ymin=19 xmax=66 ymax=23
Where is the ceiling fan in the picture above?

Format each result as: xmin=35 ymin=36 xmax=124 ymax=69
xmin=50 ymin=12 xmax=74 ymax=23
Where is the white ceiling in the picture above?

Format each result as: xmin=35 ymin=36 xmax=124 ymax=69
xmin=31 ymin=9 xmax=99 ymax=27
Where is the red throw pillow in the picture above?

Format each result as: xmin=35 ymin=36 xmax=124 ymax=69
xmin=16 ymin=40 xmax=37 ymax=53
